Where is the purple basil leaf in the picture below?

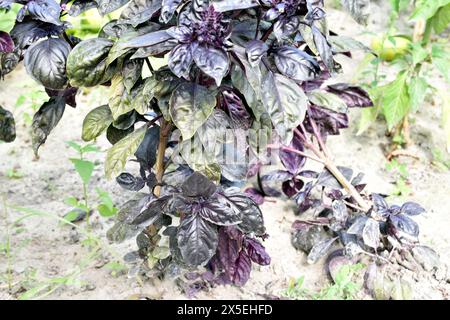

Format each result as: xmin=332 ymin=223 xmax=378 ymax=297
xmin=388 ymin=213 xmax=419 ymax=241
xmin=0 ymin=105 xmax=16 ymax=143
xmin=31 ymin=96 xmax=65 ymax=155
xmin=221 ymin=90 xmax=252 ymax=130
xmin=25 ymin=37 xmax=71 ymax=90
xmin=134 ymin=126 xmax=160 ymax=167
xmin=274 ymin=45 xmax=320 ymax=81
xmin=18 ymin=0 xmax=63 ymax=26
xmin=216 ymin=227 xmax=241 ymax=278
xmin=311 ymin=25 xmax=337 ymax=72
xmin=347 ymin=215 xmax=368 ymax=236
xmin=10 ymin=17 xmax=68 ymax=50
xmin=116 ymin=172 xmax=146 ymax=191
xmin=245 ymin=237 xmax=271 ymax=266
xmin=182 ymin=172 xmax=217 ymax=198
xmin=371 ymin=193 xmax=389 ymax=216
xmin=326 ymin=83 xmax=373 ymax=108
xmin=400 ymin=202 xmax=425 ymax=216
xmin=298 ymin=170 xmax=319 ymax=178
xmin=305 ymin=105 xmax=349 ymax=136
xmin=160 ymin=0 xmax=182 ymax=23
xmin=232 ymin=250 xmax=252 ymax=286
xmin=307 ymin=237 xmax=338 ymax=264
xmin=244 ymin=188 xmax=265 ymax=205
xmin=282 ymin=178 xmax=304 ymax=198
xmin=362 ymin=218 xmax=380 ymax=249
xmin=199 ymin=198 xmax=242 ymax=226
xmin=0 ymin=31 xmax=14 ymax=53
xmin=279 ymin=134 xmax=306 ymax=174
xmin=245 ymin=39 xmax=268 ymax=67
xmin=261 ymin=170 xmax=293 ymax=182
xmin=168 ymin=43 xmax=194 ymax=79
xmin=223 ymin=188 xmax=266 ymax=236
xmin=177 ymin=213 xmax=219 ymax=267
xmin=45 ymin=87 xmax=78 ymax=108
xmin=194 ymin=45 xmax=229 ymax=86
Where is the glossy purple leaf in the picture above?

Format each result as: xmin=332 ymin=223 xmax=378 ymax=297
xmin=221 ymin=90 xmax=252 ymax=130
xmin=305 ymin=105 xmax=349 ymax=136
xmin=326 ymin=83 xmax=373 ymax=108
xmin=371 ymin=193 xmax=389 ymax=217
xmin=0 ymin=31 xmax=14 ymax=53
xmin=45 ymin=87 xmax=78 ymax=108
xmin=387 ymin=213 xmax=419 ymax=242
xmin=232 ymin=250 xmax=252 ymax=286
xmin=244 ymin=237 xmax=270 ymax=266
xmin=282 ymin=177 xmax=304 ymax=198
xmin=400 ymin=202 xmax=425 ymax=216
xmin=216 ymin=227 xmax=241 ymax=278
xmin=279 ymin=134 xmax=306 ymax=174
xmin=244 ymin=188 xmax=265 ymax=205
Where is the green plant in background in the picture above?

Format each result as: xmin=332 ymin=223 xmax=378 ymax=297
xmin=63 ymin=10 xmax=121 ymax=39
xmin=431 ymin=147 xmax=450 ymax=170
xmin=386 ymin=158 xmax=411 ymax=196
xmin=15 ymin=88 xmax=48 ymax=126
xmin=0 ymin=203 xmax=125 ymax=299
xmin=63 ymin=141 xmax=117 ymax=230
xmin=283 ymin=263 xmax=365 ymax=300
xmin=357 ymin=0 xmax=450 ymax=151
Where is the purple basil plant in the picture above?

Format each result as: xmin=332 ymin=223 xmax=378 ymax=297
xmin=0 ymin=0 xmax=433 ymax=295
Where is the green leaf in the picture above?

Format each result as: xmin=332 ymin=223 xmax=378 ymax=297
xmin=64 ymin=196 xmax=79 ymax=207
xmin=411 ymin=43 xmax=428 ymax=66
xmin=381 ymin=72 xmax=410 ymax=131
xmin=357 ymin=106 xmax=378 ymax=135
xmin=70 ymin=159 xmax=95 ymax=185
xmin=410 ymin=0 xmax=450 ymax=21
xmin=408 ymin=76 xmax=428 ymax=112
xmin=432 ymin=44 xmax=450 ymax=82
xmin=169 ymin=82 xmax=216 ymax=140
xmin=82 ymin=105 xmax=113 ymax=141
xmin=81 ymin=144 xmax=101 ymax=154
xmin=105 ymin=126 xmax=147 ymax=179
xmin=97 ymin=204 xmax=117 ymax=217
xmin=430 ymin=4 xmax=450 ymax=33
xmin=96 ymin=188 xmax=115 ymax=211
xmin=66 ymin=141 xmax=82 ymax=152
xmin=109 ymin=74 xmax=134 ymax=120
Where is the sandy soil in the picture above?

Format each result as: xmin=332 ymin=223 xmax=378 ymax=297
xmin=1 ymin=2 xmax=449 ymax=300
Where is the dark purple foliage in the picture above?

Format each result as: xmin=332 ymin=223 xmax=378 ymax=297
xmin=326 ymin=83 xmax=373 ymax=108
xmin=304 ymin=105 xmax=349 ymax=137
xmin=279 ymin=134 xmax=306 ymax=174
xmin=0 ymin=31 xmax=14 ymax=53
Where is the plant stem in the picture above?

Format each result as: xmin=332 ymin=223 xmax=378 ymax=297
xmin=154 ymin=119 xmax=172 ymax=197
xmin=323 ymin=159 xmax=371 ymax=212
xmin=267 ymin=144 xmax=325 ymax=164
xmin=295 ymin=121 xmax=372 ymax=212
xmin=82 ymin=182 xmax=90 ymax=231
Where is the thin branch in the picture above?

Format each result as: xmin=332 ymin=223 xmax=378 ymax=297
xmin=153 ymin=120 xmax=172 ymax=197
xmin=307 ymin=107 xmax=330 ymax=158
xmin=267 ymin=144 xmax=325 ymax=164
